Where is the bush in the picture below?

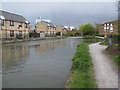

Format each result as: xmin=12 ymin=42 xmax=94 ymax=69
xmin=106 ymin=35 xmax=120 ymax=44
xmin=96 ymin=34 xmax=105 ymax=37
xmin=63 ymin=33 xmax=74 ymax=36
xmin=100 ymin=41 xmax=108 ymax=45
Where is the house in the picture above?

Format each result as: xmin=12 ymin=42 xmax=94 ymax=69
xmin=0 ymin=10 xmax=30 ymax=39
xmin=56 ymin=25 xmax=67 ymax=36
xmin=69 ymin=26 xmax=75 ymax=31
xmin=35 ymin=21 xmax=56 ymax=37
xmin=64 ymin=26 xmax=75 ymax=31
xmin=98 ymin=20 xmax=118 ymax=35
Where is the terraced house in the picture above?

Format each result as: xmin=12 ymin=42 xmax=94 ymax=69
xmin=98 ymin=20 xmax=118 ymax=35
xmin=56 ymin=25 xmax=67 ymax=36
xmin=0 ymin=10 xmax=30 ymax=40
xmin=35 ymin=21 xmax=56 ymax=37
xmin=35 ymin=21 xmax=65 ymax=36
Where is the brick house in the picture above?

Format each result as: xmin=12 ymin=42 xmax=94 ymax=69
xmin=0 ymin=10 xmax=30 ymax=39
xmin=56 ymin=25 xmax=67 ymax=36
xmin=35 ymin=21 xmax=66 ymax=37
xmin=98 ymin=20 xmax=118 ymax=35
xmin=35 ymin=21 xmax=56 ymax=37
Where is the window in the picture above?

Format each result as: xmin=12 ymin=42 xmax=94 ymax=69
xmin=19 ymin=31 xmax=22 ymax=35
xmin=104 ymin=24 xmax=107 ymax=27
xmin=48 ymin=26 xmax=50 ymax=29
xmin=110 ymin=27 xmax=113 ymax=32
xmin=19 ymin=23 xmax=22 ymax=27
xmin=110 ymin=24 xmax=113 ymax=27
xmin=107 ymin=24 xmax=109 ymax=26
xmin=10 ymin=21 xmax=14 ymax=26
xmin=1 ymin=20 xmax=4 ymax=26
xmin=25 ymin=23 xmax=28 ymax=28
xmin=10 ymin=31 xmax=14 ymax=37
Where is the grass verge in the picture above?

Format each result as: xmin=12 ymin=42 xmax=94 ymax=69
xmin=113 ymin=56 xmax=120 ymax=69
xmin=99 ymin=41 xmax=108 ymax=45
xmin=105 ymin=45 xmax=120 ymax=68
xmin=65 ymin=43 xmax=97 ymax=88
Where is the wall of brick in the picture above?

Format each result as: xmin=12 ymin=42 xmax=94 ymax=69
xmin=99 ymin=21 xmax=118 ymax=35
xmin=35 ymin=22 xmax=67 ymax=36
xmin=1 ymin=20 xmax=30 ymax=39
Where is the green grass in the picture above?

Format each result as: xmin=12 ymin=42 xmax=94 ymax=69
xmin=100 ymin=41 xmax=108 ymax=45
xmin=67 ymin=43 xmax=97 ymax=88
xmin=95 ymin=34 xmax=105 ymax=37
xmin=113 ymin=56 xmax=120 ymax=69
xmin=83 ymin=36 xmax=102 ymax=44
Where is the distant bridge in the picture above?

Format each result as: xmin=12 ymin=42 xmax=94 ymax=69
xmin=67 ymin=31 xmax=82 ymax=35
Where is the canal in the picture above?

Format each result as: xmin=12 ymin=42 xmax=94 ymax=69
xmin=2 ymin=37 xmax=83 ymax=88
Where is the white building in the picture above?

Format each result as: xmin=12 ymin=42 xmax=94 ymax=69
xmin=36 ymin=17 xmax=51 ymax=24
xmin=69 ymin=26 xmax=75 ymax=31
xmin=64 ymin=26 xmax=75 ymax=31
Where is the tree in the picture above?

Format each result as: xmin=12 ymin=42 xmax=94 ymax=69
xmin=79 ymin=24 xmax=95 ymax=35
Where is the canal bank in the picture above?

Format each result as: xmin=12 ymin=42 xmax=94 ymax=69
xmin=2 ymin=36 xmax=66 ymax=44
xmin=65 ymin=43 xmax=97 ymax=88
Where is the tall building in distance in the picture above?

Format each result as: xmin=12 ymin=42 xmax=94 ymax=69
xmin=64 ymin=26 xmax=75 ymax=31
xmin=36 ymin=17 xmax=51 ymax=24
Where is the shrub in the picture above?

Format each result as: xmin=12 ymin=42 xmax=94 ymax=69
xmin=96 ymin=34 xmax=105 ymax=37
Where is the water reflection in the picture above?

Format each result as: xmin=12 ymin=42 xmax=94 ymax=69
xmin=34 ymin=40 xmax=66 ymax=54
xmin=2 ymin=38 xmax=83 ymax=88
xmin=2 ymin=44 xmax=29 ymax=73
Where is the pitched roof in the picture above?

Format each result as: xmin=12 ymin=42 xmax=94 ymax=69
xmin=0 ymin=10 xmax=28 ymax=23
xmin=42 ymin=21 xmax=54 ymax=27
xmin=104 ymin=20 xmax=119 ymax=24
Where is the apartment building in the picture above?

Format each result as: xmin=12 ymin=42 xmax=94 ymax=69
xmin=0 ymin=10 xmax=30 ymax=39
xmin=98 ymin=20 xmax=118 ymax=35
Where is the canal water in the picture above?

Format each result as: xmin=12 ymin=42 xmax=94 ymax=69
xmin=2 ymin=37 xmax=83 ymax=88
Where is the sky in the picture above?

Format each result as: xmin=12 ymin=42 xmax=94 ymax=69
xmin=1 ymin=2 xmax=118 ymax=29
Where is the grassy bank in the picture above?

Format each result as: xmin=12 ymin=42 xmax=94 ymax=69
xmin=105 ymin=44 xmax=120 ymax=68
xmin=66 ymin=43 xmax=97 ymax=88
xmin=113 ymin=56 xmax=120 ymax=69
xmin=100 ymin=41 xmax=108 ymax=45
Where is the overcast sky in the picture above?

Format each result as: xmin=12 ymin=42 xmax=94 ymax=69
xmin=1 ymin=2 xmax=118 ymax=29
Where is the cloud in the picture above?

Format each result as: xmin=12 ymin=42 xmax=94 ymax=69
xmin=2 ymin=2 xmax=117 ymax=28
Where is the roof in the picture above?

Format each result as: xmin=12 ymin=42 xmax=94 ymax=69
xmin=56 ymin=25 xmax=64 ymax=27
xmin=0 ymin=10 xmax=28 ymax=23
xmin=43 ymin=21 xmax=54 ymax=27
xmin=35 ymin=20 xmax=55 ymax=27
xmin=104 ymin=20 xmax=119 ymax=24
